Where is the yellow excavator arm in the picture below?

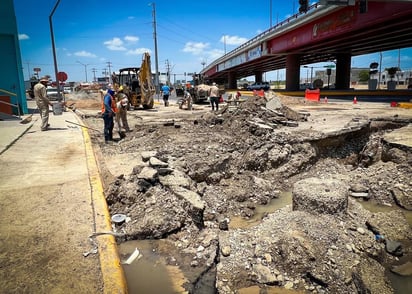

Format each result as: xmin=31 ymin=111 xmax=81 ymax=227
xmin=138 ymin=52 xmax=155 ymax=109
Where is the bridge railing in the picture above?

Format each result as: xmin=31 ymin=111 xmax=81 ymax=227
xmin=204 ymin=2 xmax=320 ymax=72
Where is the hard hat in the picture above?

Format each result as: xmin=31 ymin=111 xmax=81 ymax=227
xmin=119 ymin=85 xmax=124 ymax=91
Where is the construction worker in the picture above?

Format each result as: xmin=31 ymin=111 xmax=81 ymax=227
xmin=33 ymin=76 xmax=53 ymax=131
xmin=115 ymin=92 xmax=130 ymax=134
xmin=209 ymin=82 xmax=220 ymax=112
xmin=161 ymin=83 xmax=170 ymax=106
xmin=102 ymin=89 xmax=117 ymax=143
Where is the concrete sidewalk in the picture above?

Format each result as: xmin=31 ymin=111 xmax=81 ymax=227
xmin=0 ymin=102 xmax=127 ymax=293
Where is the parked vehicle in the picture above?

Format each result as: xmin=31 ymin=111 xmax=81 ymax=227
xmin=46 ymin=87 xmax=59 ymax=100
xmin=246 ymin=82 xmax=270 ymax=91
xmin=63 ymin=86 xmax=72 ymax=94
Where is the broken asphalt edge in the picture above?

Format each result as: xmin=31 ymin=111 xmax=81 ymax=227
xmin=76 ymin=113 xmax=128 ymax=294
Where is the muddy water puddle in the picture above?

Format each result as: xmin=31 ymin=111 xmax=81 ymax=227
xmin=358 ymin=199 xmax=412 ymax=294
xmin=118 ymin=192 xmax=293 ymax=293
xmin=119 ymin=239 xmax=188 ymax=293
xmin=229 ymin=191 xmax=293 ymax=229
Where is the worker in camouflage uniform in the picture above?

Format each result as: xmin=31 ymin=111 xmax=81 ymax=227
xmin=33 ymin=76 xmax=53 ymax=131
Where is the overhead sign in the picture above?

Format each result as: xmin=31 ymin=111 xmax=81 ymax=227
xmin=57 ymin=71 xmax=68 ymax=82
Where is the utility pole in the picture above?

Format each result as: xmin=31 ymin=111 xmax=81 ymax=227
xmin=106 ymin=61 xmax=112 ymax=83
xmin=49 ymin=0 xmax=62 ymax=101
xmin=92 ymin=68 xmax=97 ymax=82
xmin=165 ymin=59 xmax=172 ymax=85
xmin=25 ymin=61 xmax=31 ymax=80
xmin=150 ymin=2 xmax=160 ymax=95
xmin=102 ymin=68 xmax=109 ymax=83
xmin=270 ymin=0 xmax=272 ymax=27
xmin=77 ymin=61 xmax=89 ymax=82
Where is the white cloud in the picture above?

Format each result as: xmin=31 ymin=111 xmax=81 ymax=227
xmin=74 ymin=50 xmax=97 ymax=58
xmin=124 ymin=35 xmax=139 ymax=43
xmin=220 ymin=35 xmax=248 ymax=46
xmin=104 ymin=37 xmax=127 ymax=51
xmin=183 ymin=42 xmax=210 ymax=55
xmin=18 ymin=34 xmax=29 ymax=40
xmin=126 ymin=48 xmax=151 ymax=55
xmin=208 ymin=49 xmax=224 ymax=60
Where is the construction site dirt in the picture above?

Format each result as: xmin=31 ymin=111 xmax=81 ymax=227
xmin=71 ymin=90 xmax=412 ymax=294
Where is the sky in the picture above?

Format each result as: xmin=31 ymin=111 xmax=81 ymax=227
xmin=14 ymin=0 xmax=412 ymax=84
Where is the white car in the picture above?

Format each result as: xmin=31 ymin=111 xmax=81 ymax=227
xmin=63 ymin=86 xmax=72 ymax=94
xmin=46 ymin=88 xmax=59 ymax=100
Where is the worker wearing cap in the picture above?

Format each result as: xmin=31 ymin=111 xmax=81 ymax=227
xmin=115 ymin=92 xmax=130 ymax=134
xmin=209 ymin=82 xmax=220 ymax=112
xmin=102 ymin=89 xmax=118 ymax=142
xmin=33 ymin=76 xmax=53 ymax=131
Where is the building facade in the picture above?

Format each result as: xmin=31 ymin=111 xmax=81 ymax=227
xmin=0 ymin=0 xmax=27 ymax=115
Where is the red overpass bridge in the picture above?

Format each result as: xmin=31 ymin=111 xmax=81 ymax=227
xmin=200 ymin=0 xmax=412 ymax=91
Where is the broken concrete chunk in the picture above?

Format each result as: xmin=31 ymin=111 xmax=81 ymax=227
xmin=149 ymin=157 xmax=168 ymax=168
xmin=170 ymin=186 xmax=204 ymax=211
xmin=137 ymin=166 xmax=158 ymax=181
xmin=385 ymin=240 xmax=403 ymax=256
xmin=350 ymin=184 xmax=369 ymax=193
xmin=159 ymin=169 xmax=192 ymax=188
xmin=141 ymin=151 xmax=157 ymax=162
xmin=292 ymin=177 xmax=348 ymax=215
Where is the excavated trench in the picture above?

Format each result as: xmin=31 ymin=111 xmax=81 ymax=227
xmin=102 ymin=114 xmax=412 ymax=294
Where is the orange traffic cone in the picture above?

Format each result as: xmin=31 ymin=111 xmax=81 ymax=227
xmin=353 ymin=96 xmax=357 ymax=104
xmin=324 ymin=96 xmax=328 ymax=103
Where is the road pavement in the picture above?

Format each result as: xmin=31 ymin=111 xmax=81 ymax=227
xmin=0 ymin=101 xmax=127 ymax=293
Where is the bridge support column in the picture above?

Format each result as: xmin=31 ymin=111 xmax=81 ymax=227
xmin=254 ymin=71 xmax=263 ymax=83
xmin=227 ymin=72 xmax=237 ymax=89
xmin=335 ymin=53 xmax=351 ymax=90
xmin=286 ymin=54 xmax=300 ymax=91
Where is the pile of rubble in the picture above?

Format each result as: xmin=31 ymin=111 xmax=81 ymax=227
xmin=87 ymin=93 xmax=412 ymax=293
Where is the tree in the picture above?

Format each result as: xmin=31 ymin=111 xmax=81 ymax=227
xmin=359 ymin=70 xmax=370 ymax=82
xmin=386 ymin=67 xmax=399 ymax=81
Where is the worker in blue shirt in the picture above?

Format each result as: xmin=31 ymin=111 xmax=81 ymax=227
xmin=161 ymin=84 xmax=171 ymax=106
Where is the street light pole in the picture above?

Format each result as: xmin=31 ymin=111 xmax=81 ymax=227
xmin=49 ymin=0 xmax=62 ymax=101
xmin=270 ymin=0 xmax=272 ymax=27
xmin=77 ymin=61 xmax=89 ymax=82
xmin=150 ymin=2 xmax=160 ymax=96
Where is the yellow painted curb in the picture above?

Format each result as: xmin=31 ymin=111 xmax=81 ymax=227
xmin=76 ymin=114 xmax=128 ymax=294
xmin=398 ymin=102 xmax=412 ymax=109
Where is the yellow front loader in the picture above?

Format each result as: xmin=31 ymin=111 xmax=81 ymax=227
xmin=115 ymin=52 xmax=155 ymax=109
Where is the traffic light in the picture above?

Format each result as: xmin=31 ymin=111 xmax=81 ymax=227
xmin=299 ymin=0 xmax=309 ymax=13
